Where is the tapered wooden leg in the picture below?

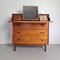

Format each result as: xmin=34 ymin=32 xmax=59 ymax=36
xmin=14 ymin=45 xmax=16 ymax=51
xmin=44 ymin=45 xmax=46 ymax=51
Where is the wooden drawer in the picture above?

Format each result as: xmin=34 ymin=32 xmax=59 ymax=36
xmin=13 ymin=29 xmax=48 ymax=35
xmin=13 ymin=23 xmax=48 ymax=30
xmin=13 ymin=37 xmax=48 ymax=45
xmin=13 ymin=35 xmax=48 ymax=41
xmin=13 ymin=30 xmax=48 ymax=38
xmin=12 ymin=14 xmax=22 ymax=21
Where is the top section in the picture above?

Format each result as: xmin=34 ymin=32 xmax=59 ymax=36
xmin=11 ymin=6 xmax=50 ymax=21
xmin=12 ymin=14 xmax=50 ymax=21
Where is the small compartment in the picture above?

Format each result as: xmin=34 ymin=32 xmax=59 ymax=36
xmin=12 ymin=14 xmax=22 ymax=21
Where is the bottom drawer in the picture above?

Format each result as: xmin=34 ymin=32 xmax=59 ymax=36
xmin=13 ymin=38 xmax=48 ymax=45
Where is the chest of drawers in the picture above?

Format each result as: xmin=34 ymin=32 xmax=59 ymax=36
xmin=12 ymin=21 xmax=49 ymax=51
xmin=10 ymin=14 xmax=50 ymax=51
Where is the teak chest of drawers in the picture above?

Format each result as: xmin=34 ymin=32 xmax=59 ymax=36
xmin=9 ymin=14 xmax=50 ymax=51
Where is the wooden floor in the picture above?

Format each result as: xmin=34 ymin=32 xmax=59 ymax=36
xmin=0 ymin=44 xmax=60 ymax=60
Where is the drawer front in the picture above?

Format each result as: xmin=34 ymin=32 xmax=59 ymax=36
xmin=13 ymin=30 xmax=48 ymax=38
xmin=13 ymin=29 xmax=48 ymax=35
xmin=13 ymin=34 xmax=48 ymax=44
xmin=13 ymin=23 xmax=48 ymax=30
xmin=12 ymin=14 xmax=22 ymax=21
xmin=13 ymin=38 xmax=48 ymax=44
xmin=13 ymin=34 xmax=48 ymax=41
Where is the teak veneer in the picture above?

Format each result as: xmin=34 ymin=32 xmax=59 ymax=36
xmin=9 ymin=14 xmax=51 ymax=51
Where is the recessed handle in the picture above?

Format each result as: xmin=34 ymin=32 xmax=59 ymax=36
xmin=40 ymin=23 xmax=45 ymax=26
xmin=40 ymin=39 xmax=44 ymax=41
xmin=17 ymin=32 xmax=20 ymax=34
xmin=40 ymin=32 xmax=44 ymax=34
xmin=17 ymin=38 xmax=20 ymax=41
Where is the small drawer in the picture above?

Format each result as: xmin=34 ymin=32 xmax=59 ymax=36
xmin=12 ymin=14 xmax=22 ymax=21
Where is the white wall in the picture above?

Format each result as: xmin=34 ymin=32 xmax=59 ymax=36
xmin=0 ymin=0 xmax=60 ymax=44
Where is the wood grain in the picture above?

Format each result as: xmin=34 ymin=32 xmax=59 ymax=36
xmin=11 ymin=14 xmax=49 ymax=51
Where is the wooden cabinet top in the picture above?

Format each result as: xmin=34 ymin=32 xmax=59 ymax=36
xmin=9 ymin=14 xmax=53 ymax=23
xmin=9 ymin=21 xmax=53 ymax=23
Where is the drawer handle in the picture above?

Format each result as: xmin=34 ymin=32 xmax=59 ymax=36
xmin=17 ymin=39 xmax=20 ymax=41
xmin=17 ymin=32 xmax=20 ymax=33
xmin=40 ymin=32 xmax=44 ymax=34
xmin=40 ymin=23 xmax=46 ymax=26
xmin=40 ymin=39 xmax=44 ymax=41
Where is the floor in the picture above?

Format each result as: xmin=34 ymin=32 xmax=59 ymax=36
xmin=0 ymin=44 xmax=60 ymax=60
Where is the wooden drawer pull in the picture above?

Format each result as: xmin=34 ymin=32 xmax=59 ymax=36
xmin=17 ymin=39 xmax=20 ymax=41
xmin=40 ymin=32 xmax=44 ymax=34
xmin=40 ymin=39 xmax=44 ymax=41
xmin=17 ymin=32 xmax=20 ymax=33
xmin=40 ymin=23 xmax=46 ymax=26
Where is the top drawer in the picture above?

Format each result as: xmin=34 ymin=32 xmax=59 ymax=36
xmin=13 ymin=23 xmax=48 ymax=30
